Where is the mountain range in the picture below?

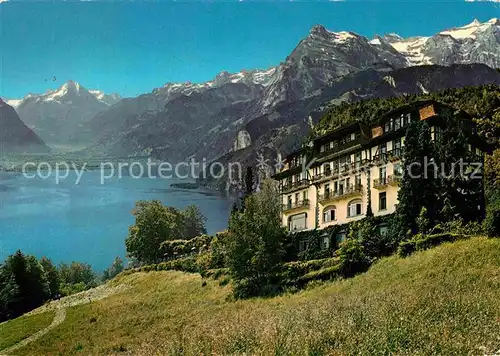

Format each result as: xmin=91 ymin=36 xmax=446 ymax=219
xmin=4 ymin=18 xmax=500 ymax=176
xmin=6 ymin=81 xmax=121 ymax=147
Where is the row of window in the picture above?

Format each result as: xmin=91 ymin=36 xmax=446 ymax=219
xmin=286 ymin=191 xmax=308 ymax=206
xmin=384 ymin=113 xmax=412 ymax=134
xmin=288 ymin=191 xmax=389 ymax=231
xmin=317 ymin=137 xmax=403 ymax=176
xmin=321 ymin=193 xmax=387 ymax=223
xmin=319 ymin=132 xmax=362 ymax=153
xmin=322 ymin=175 xmax=362 ymax=196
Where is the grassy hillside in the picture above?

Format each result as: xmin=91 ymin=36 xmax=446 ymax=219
xmin=0 ymin=311 xmax=54 ymax=350
xmin=11 ymin=237 xmax=500 ymax=355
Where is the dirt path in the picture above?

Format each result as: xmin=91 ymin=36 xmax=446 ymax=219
xmin=0 ymin=283 xmax=128 ymax=355
xmin=0 ymin=308 xmax=66 ymax=355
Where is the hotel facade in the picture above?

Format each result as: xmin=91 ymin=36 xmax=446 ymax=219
xmin=273 ymin=100 xmax=489 ymax=236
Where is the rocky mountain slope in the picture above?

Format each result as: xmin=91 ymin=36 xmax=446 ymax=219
xmin=8 ymin=81 xmax=121 ymax=146
xmin=0 ymin=99 xmax=49 ymax=155
xmin=84 ymin=19 xmax=500 ymax=169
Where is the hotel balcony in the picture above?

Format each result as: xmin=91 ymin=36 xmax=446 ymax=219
xmin=373 ymin=149 xmax=403 ymax=165
xmin=318 ymin=184 xmax=363 ymax=204
xmin=281 ymin=179 xmax=310 ymax=194
xmin=283 ymin=199 xmax=310 ymax=213
xmin=346 ymin=159 xmax=369 ymax=173
xmin=387 ymin=174 xmax=401 ymax=186
xmin=373 ymin=177 xmax=388 ymax=190
xmin=317 ymin=137 xmax=363 ymax=159
xmin=312 ymin=168 xmax=339 ymax=184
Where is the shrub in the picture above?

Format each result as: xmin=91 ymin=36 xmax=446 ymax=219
xmin=484 ymin=203 xmax=500 ymax=237
xmin=336 ymin=238 xmax=371 ymax=278
xmin=432 ymin=219 xmax=484 ymax=236
xmin=139 ymin=256 xmax=200 ymax=274
xmin=297 ymin=265 xmax=341 ymax=287
xmin=397 ymin=233 xmax=464 ymax=257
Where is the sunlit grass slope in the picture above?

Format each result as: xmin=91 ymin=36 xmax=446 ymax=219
xmin=0 ymin=311 xmax=55 ymax=351
xmin=15 ymin=237 xmax=500 ymax=355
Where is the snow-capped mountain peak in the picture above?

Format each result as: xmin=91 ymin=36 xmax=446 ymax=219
xmin=439 ymin=17 xmax=498 ymax=39
xmin=8 ymin=81 xmax=122 ymax=108
xmin=154 ymin=67 xmax=277 ymax=100
xmin=309 ymin=24 xmax=360 ymax=44
xmin=376 ymin=18 xmax=500 ymax=67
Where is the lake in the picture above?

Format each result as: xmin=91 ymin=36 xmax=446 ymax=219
xmin=0 ymin=170 xmax=230 ymax=271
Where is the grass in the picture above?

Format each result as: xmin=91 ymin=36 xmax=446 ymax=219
xmin=13 ymin=236 xmax=500 ymax=355
xmin=0 ymin=311 xmax=55 ymax=350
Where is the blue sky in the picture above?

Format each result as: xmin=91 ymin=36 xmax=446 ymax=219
xmin=0 ymin=2 xmax=498 ymax=99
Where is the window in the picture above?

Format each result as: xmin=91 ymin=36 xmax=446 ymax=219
xmin=289 ymin=213 xmax=307 ymax=232
xmin=394 ymin=163 xmax=403 ymax=177
xmin=379 ymin=192 xmax=387 ymax=211
xmin=393 ymin=137 xmax=402 ymax=150
xmin=394 ymin=115 xmax=402 ymax=130
xmin=333 ymin=181 xmax=338 ymax=193
xmin=302 ymin=190 xmax=308 ymax=201
xmin=355 ymin=174 xmax=362 ymax=187
xmin=347 ymin=199 xmax=362 ymax=217
xmin=379 ymin=224 xmax=389 ymax=236
xmin=324 ymin=183 xmax=330 ymax=196
xmin=404 ymin=112 xmax=412 ymax=126
xmin=380 ymin=142 xmax=387 ymax=154
xmin=355 ymin=151 xmax=362 ymax=167
xmin=332 ymin=159 xmax=339 ymax=172
xmin=287 ymin=195 xmax=292 ymax=209
xmin=323 ymin=206 xmax=336 ymax=223
xmin=385 ymin=121 xmax=392 ymax=133
xmin=379 ymin=166 xmax=387 ymax=183
xmin=324 ymin=163 xmax=331 ymax=175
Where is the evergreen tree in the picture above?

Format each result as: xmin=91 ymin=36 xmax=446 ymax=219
xmin=40 ymin=257 xmax=60 ymax=298
xmin=182 ymin=205 xmax=207 ymax=239
xmin=396 ymin=121 xmax=422 ymax=233
xmin=418 ymin=121 xmax=438 ymax=225
xmin=240 ymin=166 xmax=254 ymax=211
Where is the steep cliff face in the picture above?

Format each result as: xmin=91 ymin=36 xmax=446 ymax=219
xmin=85 ymin=82 xmax=265 ymax=161
xmin=0 ymin=99 xmax=49 ymax=154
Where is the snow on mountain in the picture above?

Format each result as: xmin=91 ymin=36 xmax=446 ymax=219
xmin=88 ymin=90 xmax=122 ymax=106
xmin=5 ymin=99 xmax=22 ymax=108
xmin=378 ymin=18 xmax=500 ymax=67
xmin=11 ymin=81 xmax=122 ymax=108
xmin=11 ymin=81 xmax=122 ymax=146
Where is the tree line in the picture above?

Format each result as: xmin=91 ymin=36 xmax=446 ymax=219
xmin=0 ymin=251 xmax=124 ymax=322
